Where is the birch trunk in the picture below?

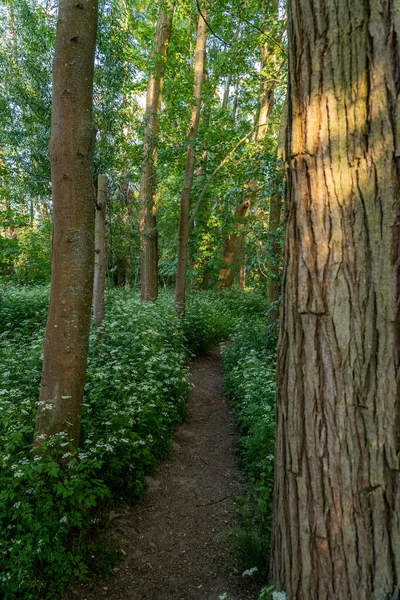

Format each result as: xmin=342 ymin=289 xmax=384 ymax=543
xmin=34 ymin=0 xmax=98 ymax=450
xmin=139 ymin=1 xmax=174 ymax=302
xmin=271 ymin=0 xmax=400 ymax=597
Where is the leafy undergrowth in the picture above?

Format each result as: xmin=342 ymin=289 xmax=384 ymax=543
xmin=0 ymin=285 xmax=265 ymax=599
xmin=222 ymin=316 xmax=278 ymax=586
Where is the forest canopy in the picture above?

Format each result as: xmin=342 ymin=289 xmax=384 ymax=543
xmin=0 ymin=0 xmax=286 ymax=290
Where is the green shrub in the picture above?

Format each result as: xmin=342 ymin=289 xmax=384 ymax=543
xmin=0 ymin=285 xmax=266 ymax=598
xmin=183 ymin=287 xmax=266 ymax=356
xmin=0 ymin=285 xmax=50 ymax=334
xmin=222 ymin=318 xmax=277 ymax=580
xmin=0 ymin=288 xmax=188 ymax=598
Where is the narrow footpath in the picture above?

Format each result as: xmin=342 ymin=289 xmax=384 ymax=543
xmin=70 ymin=346 xmax=256 ymax=600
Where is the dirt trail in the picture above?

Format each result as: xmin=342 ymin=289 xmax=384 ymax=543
xmin=70 ymin=346 xmax=256 ymax=600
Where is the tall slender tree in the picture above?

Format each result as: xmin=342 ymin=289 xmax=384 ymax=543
xmin=255 ymin=0 xmax=284 ymax=142
xmin=221 ymin=24 xmax=240 ymax=111
xmin=271 ymin=0 xmax=400 ymax=597
xmin=175 ymin=7 xmax=207 ymax=314
xmin=140 ymin=0 xmax=175 ymax=302
xmin=34 ymin=0 xmax=98 ymax=450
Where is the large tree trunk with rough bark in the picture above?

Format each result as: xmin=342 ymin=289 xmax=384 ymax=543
xmin=218 ymin=199 xmax=250 ymax=289
xmin=175 ymin=10 xmax=207 ymax=314
xmin=140 ymin=1 xmax=174 ymax=302
xmin=93 ymin=174 xmax=107 ymax=326
xmin=34 ymin=0 xmax=98 ymax=451
xmin=266 ymin=189 xmax=281 ymax=321
xmin=271 ymin=1 xmax=400 ymax=598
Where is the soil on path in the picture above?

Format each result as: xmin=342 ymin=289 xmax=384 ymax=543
xmin=69 ymin=346 xmax=256 ymax=600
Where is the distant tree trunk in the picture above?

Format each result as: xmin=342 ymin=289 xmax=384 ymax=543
xmin=271 ymin=1 xmax=400 ymax=598
xmin=218 ymin=199 xmax=250 ymax=289
xmin=266 ymin=190 xmax=281 ymax=322
xmin=232 ymin=76 xmax=239 ymax=122
xmin=93 ymin=174 xmax=107 ymax=326
xmin=140 ymin=0 xmax=174 ymax=302
xmin=34 ymin=0 xmax=98 ymax=451
xmin=240 ymin=251 xmax=247 ymax=289
xmin=255 ymin=0 xmax=284 ymax=142
xmin=255 ymin=49 xmax=275 ymax=141
xmin=221 ymin=75 xmax=232 ymax=110
xmin=125 ymin=255 xmax=131 ymax=290
xmin=117 ymin=261 xmax=125 ymax=287
xmin=175 ymin=9 xmax=207 ymax=314
xmin=277 ymin=96 xmax=287 ymax=160
xmin=221 ymin=25 xmax=239 ymax=112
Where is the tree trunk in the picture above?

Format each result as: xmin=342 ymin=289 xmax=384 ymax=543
xmin=221 ymin=74 xmax=232 ymax=111
xmin=221 ymin=24 xmax=239 ymax=112
xmin=140 ymin=0 xmax=174 ymax=302
xmin=232 ymin=76 xmax=239 ymax=122
xmin=266 ymin=190 xmax=281 ymax=323
xmin=93 ymin=173 xmax=107 ymax=326
xmin=271 ymin=1 xmax=400 ymax=598
xmin=34 ymin=0 xmax=98 ymax=451
xmin=117 ymin=260 xmax=125 ymax=287
xmin=255 ymin=1 xmax=278 ymax=141
xmin=175 ymin=9 xmax=207 ymax=314
xmin=240 ymin=251 xmax=247 ymax=289
xmin=255 ymin=65 xmax=275 ymax=140
xmin=218 ymin=199 xmax=250 ymax=289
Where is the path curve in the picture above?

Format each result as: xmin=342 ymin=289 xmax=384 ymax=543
xmin=70 ymin=346 xmax=255 ymax=600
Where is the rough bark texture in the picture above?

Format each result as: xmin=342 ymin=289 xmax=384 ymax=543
xmin=139 ymin=1 xmax=174 ymax=302
xmin=218 ymin=199 xmax=250 ymax=289
xmin=34 ymin=0 xmax=98 ymax=449
xmin=271 ymin=1 xmax=400 ymax=598
xmin=93 ymin=174 xmax=107 ymax=326
xmin=175 ymin=10 xmax=207 ymax=314
xmin=266 ymin=190 xmax=281 ymax=322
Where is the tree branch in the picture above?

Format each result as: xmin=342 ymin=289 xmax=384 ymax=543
xmin=195 ymin=0 xmax=231 ymax=47
xmin=188 ymin=125 xmax=262 ymax=231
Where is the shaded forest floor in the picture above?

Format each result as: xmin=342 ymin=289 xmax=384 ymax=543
xmin=66 ymin=346 xmax=257 ymax=600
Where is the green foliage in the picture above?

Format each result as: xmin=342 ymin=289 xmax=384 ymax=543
xmin=0 ymin=285 xmax=265 ymax=599
xmin=0 ymin=287 xmax=188 ymax=598
xmin=0 ymin=285 xmax=50 ymax=333
xmin=222 ymin=318 xmax=277 ymax=580
xmin=0 ymin=0 xmax=287 ymax=288
xmin=183 ymin=287 xmax=266 ymax=355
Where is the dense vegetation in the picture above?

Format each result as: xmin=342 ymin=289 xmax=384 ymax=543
xmin=0 ymin=0 xmax=287 ymax=596
xmin=0 ymin=285 xmax=272 ymax=598
xmin=2 ymin=0 xmax=395 ymax=596
xmin=222 ymin=316 xmax=277 ymax=581
xmin=0 ymin=0 xmax=286 ymax=289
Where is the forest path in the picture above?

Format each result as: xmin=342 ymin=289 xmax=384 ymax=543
xmin=69 ymin=346 xmax=256 ymax=600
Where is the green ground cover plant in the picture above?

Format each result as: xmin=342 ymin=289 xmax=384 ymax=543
xmin=222 ymin=317 xmax=278 ymax=582
xmin=0 ymin=285 xmax=266 ymax=599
